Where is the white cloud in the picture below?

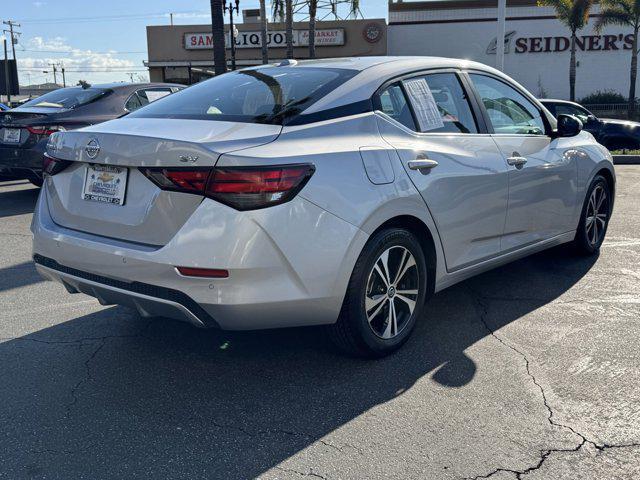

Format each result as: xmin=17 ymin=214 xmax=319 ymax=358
xmin=33 ymin=1 xmax=47 ymax=7
xmin=19 ymin=37 xmax=142 ymax=85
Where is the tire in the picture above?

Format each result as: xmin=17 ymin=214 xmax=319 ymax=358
xmin=571 ymin=174 xmax=611 ymax=255
xmin=328 ymin=228 xmax=428 ymax=358
xmin=29 ymin=177 xmax=43 ymax=188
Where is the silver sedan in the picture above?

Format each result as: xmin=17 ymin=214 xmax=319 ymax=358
xmin=32 ymin=57 xmax=615 ymax=357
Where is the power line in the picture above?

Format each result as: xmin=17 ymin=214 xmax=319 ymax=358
xmin=16 ymin=11 xmax=208 ymax=24
xmin=17 ymin=49 xmax=146 ymax=55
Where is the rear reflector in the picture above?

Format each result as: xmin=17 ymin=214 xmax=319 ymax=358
xmin=140 ymin=164 xmax=315 ymax=211
xmin=176 ymin=266 xmax=229 ymax=278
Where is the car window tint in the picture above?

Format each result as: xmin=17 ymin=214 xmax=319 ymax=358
xmin=18 ymin=87 xmax=109 ymax=110
xmin=470 ymin=74 xmax=545 ymax=135
xmin=402 ymin=73 xmax=477 ymax=134
xmin=555 ymin=104 xmax=590 ymax=124
xmin=377 ymin=83 xmax=415 ymax=130
xmin=124 ymin=93 xmax=143 ymax=112
xmin=128 ymin=67 xmax=358 ymax=125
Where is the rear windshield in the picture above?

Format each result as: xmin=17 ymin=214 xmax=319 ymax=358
xmin=128 ymin=67 xmax=358 ymax=125
xmin=18 ymin=87 xmax=109 ymax=110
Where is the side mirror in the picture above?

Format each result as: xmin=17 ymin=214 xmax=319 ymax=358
xmin=556 ymin=114 xmax=583 ymax=137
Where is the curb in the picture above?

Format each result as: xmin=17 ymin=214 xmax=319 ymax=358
xmin=612 ymin=155 xmax=640 ymax=165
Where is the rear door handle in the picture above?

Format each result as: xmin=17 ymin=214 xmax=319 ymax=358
xmin=507 ymin=153 xmax=527 ymax=168
xmin=408 ymin=159 xmax=439 ymax=171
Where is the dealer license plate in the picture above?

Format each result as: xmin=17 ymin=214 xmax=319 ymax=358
xmin=82 ymin=164 xmax=128 ymax=206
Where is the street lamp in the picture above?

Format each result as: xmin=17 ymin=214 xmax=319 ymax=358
xmin=224 ymin=0 xmax=240 ymax=70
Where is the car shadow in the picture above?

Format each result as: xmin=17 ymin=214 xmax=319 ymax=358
xmin=0 ymin=183 xmax=40 ymax=218
xmin=0 ymin=246 xmax=597 ymax=479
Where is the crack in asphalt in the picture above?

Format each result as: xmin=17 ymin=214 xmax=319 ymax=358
xmin=273 ymin=466 xmax=329 ymax=479
xmin=465 ymin=286 xmax=640 ymax=479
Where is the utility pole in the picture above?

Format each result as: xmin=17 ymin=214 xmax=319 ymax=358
xmin=224 ymin=0 xmax=240 ymax=70
xmin=170 ymin=13 xmax=174 ymax=25
xmin=49 ymin=63 xmax=58 ymax=85
xmin=2 ymin=21 xmax=20 ymax=62
xmin=60 ymin=63 xmax=66 ymax=87
xmin=496 ymin=0 xmax=506 ymax=71
xmin=127 ymin=72 xmax=135 ymax=82
xmin=2 ymin=35 xmax=10 ymax=105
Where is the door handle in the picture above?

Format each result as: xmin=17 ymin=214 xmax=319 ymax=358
xmin=507 ymin=152 xmax=527 ymax=168
xmin=408 ymin=159 xmax=439 ymax=171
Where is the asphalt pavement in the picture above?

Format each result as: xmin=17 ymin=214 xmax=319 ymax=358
xmin=0 ymin=168 xmax=639 ymax=480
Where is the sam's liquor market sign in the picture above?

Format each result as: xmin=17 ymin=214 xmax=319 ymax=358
xmin=487 ymin=30 xmax=636 ymax=54
xmin=185 ymin=29 xmax=345 ymax=50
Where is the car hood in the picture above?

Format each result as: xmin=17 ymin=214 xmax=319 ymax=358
xmin=600 ymin=118 xmax=640 ymax=128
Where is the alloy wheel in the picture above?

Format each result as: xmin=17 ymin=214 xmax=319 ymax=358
xmin=365 ymin=246 xmax=419 ymax=339
xmin=585 ymin=184 xmax=608 ymax=247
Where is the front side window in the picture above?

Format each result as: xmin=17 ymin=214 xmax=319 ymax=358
xmin=129 ymin=67 xmax=358 ymax=125
xmin=555 ymin=103 xmax=591 ymax=124
xmin=470 ymin=74 xmax=545 ymax=135
xmin=402 ymin=73 xmax=478 ymax=134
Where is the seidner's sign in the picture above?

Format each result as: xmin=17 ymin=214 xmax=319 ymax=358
xmin=487 ymin=30 xmax=635 ymax=54
xmin=185 ymin=29 xmax=345 ymax=50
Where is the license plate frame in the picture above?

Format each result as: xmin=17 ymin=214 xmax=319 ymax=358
xmin=82 ymin=164 xmax=129 ymax=206
xmin=2 ymin=128 xmax=21 ymax=144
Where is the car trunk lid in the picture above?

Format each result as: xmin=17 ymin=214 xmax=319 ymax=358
xmin=45 ymin=118 xmax=282 ymax=246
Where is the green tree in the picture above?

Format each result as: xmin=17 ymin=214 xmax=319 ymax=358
xmin=538 ymin=0 xmax=593 ymax=101
xmin=595 ymin=0 xmax=640 ymax=118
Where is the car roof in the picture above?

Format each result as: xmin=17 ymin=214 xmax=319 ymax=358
xmin=61 ymin=82 xmax=183 ymax=91
xmin=540 ymin=99 xmax=580 ymax=105
xmin=275 ymin=56 xmax=518 ymax=116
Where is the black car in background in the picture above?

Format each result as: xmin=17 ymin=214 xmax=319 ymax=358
xmin=541 ymin=99 xmax=640 ymax=151
xmin=0 ymin=82 xmax=182 ymax=186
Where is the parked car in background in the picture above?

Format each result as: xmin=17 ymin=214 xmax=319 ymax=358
xmin=541 ymin=99 xmax=640 ymax=151
xmin=0 ymin=102 xmax=9 ymax=111
xmin=32 ymin=57 xmax=615 ymax=357
xmin=0 ymin=83 xmax=183 ymax=186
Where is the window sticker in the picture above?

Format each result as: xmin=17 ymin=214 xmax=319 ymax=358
xmin=403 ymin=78 xmax=445 ymax=132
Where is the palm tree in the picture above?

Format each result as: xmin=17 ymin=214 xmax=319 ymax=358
xmin=210 ymin=0 xmax=227 ymax=75
xmin=285 ymin=0 xmax=294 ymax=59
xmin=259 ymin=0 xmax=269 ymax=64
xmin=309 ymin=0 xmax=317 ymax=58
xmin=595 ymin=0 xmax=640 ymax=119
xmin=538 ymin=0 xmax=593 ymax=101
xmin=272 ymin=0 xmax=294 ymax=59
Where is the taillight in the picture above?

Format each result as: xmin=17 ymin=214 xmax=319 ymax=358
xmin=140 ymin=164 xmax=315 ymax=211
xmin=140 ymin=168 xmax=210 ymax=194
xmin=27 ymin=125 xmax=66 ymax=136
xmin=43 ymin=153 xmax=73 ymax=176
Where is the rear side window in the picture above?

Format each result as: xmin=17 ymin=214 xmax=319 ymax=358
xmin=376 ymin=83 xmax=415 ymax=130
xmin=470 ymin=74 xmax=545 ymax=135
xmin=129 ymin=67 xmax=358 ymax=125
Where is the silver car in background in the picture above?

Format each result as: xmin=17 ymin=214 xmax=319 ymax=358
xmin=32 ymin=57 xmax=615 ymax=357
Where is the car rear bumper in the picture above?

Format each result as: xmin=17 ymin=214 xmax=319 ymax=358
xmin=31 ymin=181 xmax=368 ymax=330
xmin=0 ymin=142 xmax=45 ymax=179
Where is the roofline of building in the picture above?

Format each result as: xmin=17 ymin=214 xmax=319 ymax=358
xmin=388 ymin=0 xmax=599 ymax=12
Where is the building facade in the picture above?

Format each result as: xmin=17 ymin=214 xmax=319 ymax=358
xmin=145 ymin=17 xmax=387 ymax=85
xmin=388 ymin=0 xmax=636 ymax=101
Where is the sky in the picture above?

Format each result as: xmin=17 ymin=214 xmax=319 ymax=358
xmin=1 ymin=0 xmax=390 ymax=87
